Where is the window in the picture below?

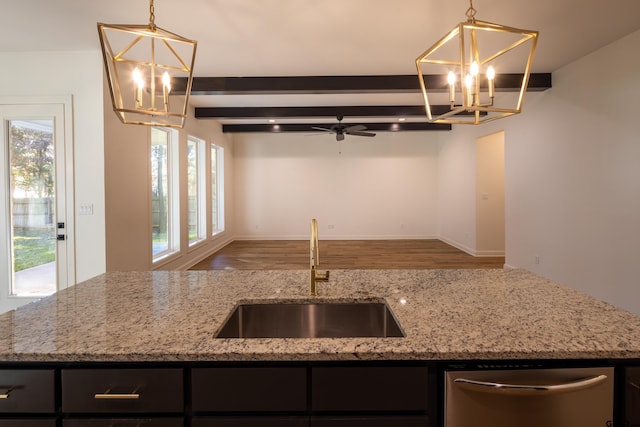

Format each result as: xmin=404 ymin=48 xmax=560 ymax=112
xmin=211 ymin=143 xmax=224 ymax=235
xmin=187 ymin=136 xmax=206 ymax=246
xmin=151 ymin=127 xmax=179 ymax=261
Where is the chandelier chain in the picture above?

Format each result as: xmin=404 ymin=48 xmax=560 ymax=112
xmin=466 ymin=0 xmax=477 ymax=22
xmin=149 ymin=0 xmax=156 ymax=30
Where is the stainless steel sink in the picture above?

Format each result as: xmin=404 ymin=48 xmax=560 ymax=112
xmin=216 ymin=301 xmax=404 ymax=338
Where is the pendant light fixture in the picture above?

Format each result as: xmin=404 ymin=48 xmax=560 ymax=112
xmin=415 ymin=0 xmax=538 ymax=125
xmin=98 ymin=0 xmax=197 ymax=128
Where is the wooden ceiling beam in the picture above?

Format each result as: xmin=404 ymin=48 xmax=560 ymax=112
xmin=178 ymin=73 xmax=551 ymax=95
xmin=196 ymin=105 xmax=430 ymax=119
xmin=221 ymin=122 xmax=451 ymax=133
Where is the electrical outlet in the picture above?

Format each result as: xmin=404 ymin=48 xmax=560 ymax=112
xmin=535 ymin=255 xmax=540 ymax=265
xmin=327 ymin=224 xmax=335 ymax=229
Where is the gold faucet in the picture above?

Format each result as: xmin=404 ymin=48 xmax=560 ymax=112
xmin=310 ymin=218 xmax=329 ymax=296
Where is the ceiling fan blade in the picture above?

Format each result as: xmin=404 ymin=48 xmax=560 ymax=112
xmin=344 ymin=124 xmax=366 ymax=132
xmin=311 ymin=126 xmax=332 ymax=133
xmin=346 ymin=131 xmax=376 ymax=137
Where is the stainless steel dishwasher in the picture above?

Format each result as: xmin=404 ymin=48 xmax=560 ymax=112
xmin=445 ymin=366 xmax=614 ymax=427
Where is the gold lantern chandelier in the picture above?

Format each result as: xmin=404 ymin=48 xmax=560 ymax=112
xmin=98 ymin=0 xmax=197 ymax=128
xmin=415 ymin=0 xmax=538 ymax=125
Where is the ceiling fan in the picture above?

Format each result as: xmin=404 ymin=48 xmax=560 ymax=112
xmin=311 ymin=115 xmax=376 ymax=141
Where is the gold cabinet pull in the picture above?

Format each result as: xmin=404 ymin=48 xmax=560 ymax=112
xmin=0 ymin=387 xmax=14 ymax=399
xmin=94 ymin=388 xmax=140 ymax=400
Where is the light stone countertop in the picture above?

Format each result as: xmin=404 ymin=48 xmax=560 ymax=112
xmin=1 ymin=269 xmax=640 ymax=363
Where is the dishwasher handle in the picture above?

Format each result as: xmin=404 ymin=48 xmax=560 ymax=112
xmin=454 ymin=374 xmax=608 ymax=396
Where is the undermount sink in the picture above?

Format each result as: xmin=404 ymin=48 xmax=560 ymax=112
xmin=216 ymin=301 xmax=404 ymax=338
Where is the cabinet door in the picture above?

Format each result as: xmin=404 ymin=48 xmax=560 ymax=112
xmin=628 ymin=367 xmax=640 ymax=427
xmin=61 ymin=369 xmax=183 ymax=413
xmin=192 ymin=417 xmax=308 ymax=427
xmin=0 ymin=421 xmax=56 ymax=427
xmin=0 ymin=369 xmax=55 ymax=413
xmin=312 ymin=367 xmax=429 ymax=412
xmin=311 ymin=416 xmax=429 ymax=427
xmin=192 ymin=368 xmax=307 ymax=412
xmin=62 ymin=419 xmax=183 ymax=427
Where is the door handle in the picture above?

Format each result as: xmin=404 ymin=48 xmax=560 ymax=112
xmin=453 ymin=374 xmax=608 ymax=396
xmin=630 ymin=380 xmax=640 ymax=391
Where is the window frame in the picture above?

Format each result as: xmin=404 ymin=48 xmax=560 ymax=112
xmin=210 ymin=143 xmax=225 ymax=236
xmin=187 ymin=135 xmax=207 ymax=247
xmin=150 ymin=127 xmax=180 ymax=263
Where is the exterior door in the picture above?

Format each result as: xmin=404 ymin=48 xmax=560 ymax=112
xmin=0 ymin=100 xmax=74 ymax=313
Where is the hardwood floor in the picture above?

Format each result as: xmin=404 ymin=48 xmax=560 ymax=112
xmin=189 ymin=240 xmax=505 ymax=270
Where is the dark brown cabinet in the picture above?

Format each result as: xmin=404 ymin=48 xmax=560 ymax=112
xmin=311 ymin=366 xmax=429 ymax=412
xmin=62 ymin=419 xmax=183 ymax=427
xmin=310 ymin=416 xmax=429 ymax=427
xmin=192 ymin=417 xmax=308 ymax=427
xmin=192 ymin=365 xmax=429 ymax=427
xmin=0 ymin=421 xmax=56 ymax=427
xmin=0 ymin=369 xmax=56 ymax=426
xmin=0 ymin=369 xmax=55 ymax=413
xmin=192 ymin=367 xmax=307 ymax=412
xmin=628 ymin=367 xmax=640 ymax=427
xmin=61 ymin=368 xmax=183 ymax=413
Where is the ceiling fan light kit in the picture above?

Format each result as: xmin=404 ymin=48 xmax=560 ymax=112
xmin=98 ymin=0 xmax=197 ymax=128
xmin=415 ymin=0 xmax=538 ymax=125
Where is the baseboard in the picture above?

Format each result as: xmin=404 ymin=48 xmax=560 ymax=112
xmin=437 ymin=236 xmax=477 ymax=256
xmin=233 ymin=234 xmax=439 ymax=241
xmin=178 ymin=235 xmax=235 ymax=270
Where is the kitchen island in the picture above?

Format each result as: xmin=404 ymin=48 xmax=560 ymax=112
xmin=1 ymin=268 xmax=640 ymax=362
xmin=1 ymin=269 xmax=639 ymax=427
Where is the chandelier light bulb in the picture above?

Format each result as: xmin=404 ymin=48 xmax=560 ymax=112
xmin=447 ymin=71 xmax=456 ymax=104
xmin=133 ymin=68 xmax=144 ymax=109
xmin=470 ymin=61 xmax=479 ymax=76
xmin=486 ymin=66 xmax=496 ymax=99
xmin=465 ymin=74 xmax=474 ymax=107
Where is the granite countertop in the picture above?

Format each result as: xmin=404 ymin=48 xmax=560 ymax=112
xmin=1 ymin=269 xmax=640 ymax=363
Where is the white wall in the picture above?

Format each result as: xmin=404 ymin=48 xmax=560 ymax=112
xmin=0 ymin=51 xmax=106 ymax=283
xmin=476 ymin=131 xmax=505 ymax=256
xmin=437 ymin=29 xmax=640 ymax=314
xmin=232 ymin=131 xmax=442 ymax=239
xmin=104 ymin=96 xmax=234 ymax=271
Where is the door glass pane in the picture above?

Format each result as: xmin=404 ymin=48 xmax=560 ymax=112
xmin=8 ymin=120 xmax=56 ymax=296
xmin=151 ymin=127 xmax=169 ymax=256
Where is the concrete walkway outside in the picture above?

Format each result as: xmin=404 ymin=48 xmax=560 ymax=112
xmin=14 ymin=262 xmax=56 ymax=296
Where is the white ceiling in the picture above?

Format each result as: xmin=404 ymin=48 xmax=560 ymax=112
xmin=3 ymin=0 xmax=640 ymax=127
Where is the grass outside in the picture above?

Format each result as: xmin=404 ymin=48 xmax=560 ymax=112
xmin=13 ymin=227 xmax=55 ymax=272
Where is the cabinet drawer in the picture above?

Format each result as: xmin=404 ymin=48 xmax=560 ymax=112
xmin=63 ymin=419 xmax=183 ymax=427
xmin=0 ymin=421 xmax=56 ymax=427
xmin=192 ymin=417 xmax=308 ymax=427
xmin=312 ymin=367 xmax=429 ymax=412
xmin=192 ymin=368 xmax=307 ymax=412
xmin=0 ymin=369 xmax=55 ymax=413
xmin=311 ymin=416 xmax=429 ymax=427
xmin=61 ymin=369 xmax=183 ymax=413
